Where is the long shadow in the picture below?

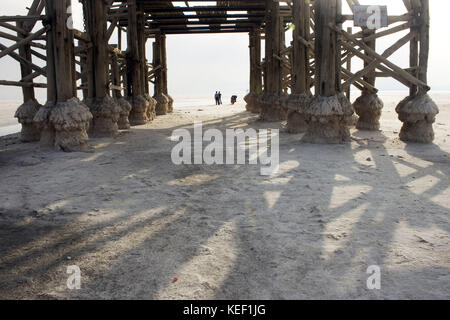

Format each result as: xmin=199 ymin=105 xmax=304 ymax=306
xmin=0 ymin=106 xmax=449 ymax=299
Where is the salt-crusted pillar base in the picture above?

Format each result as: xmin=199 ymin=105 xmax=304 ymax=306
xmin=244 ymin=93 xmax=261 ymax=114
xmin=167 ymin=94 xmax=174 ymax=113
xmin=116 ymin=97 xmax=132 ymax=130
xmin=87 ymin=96 xmax=121 ymax=138
xmin=14 ymin=99 xmax=42 ymax=142
xmin=302 ymin=94 xmax=354 ymax=144
xmin=286 ymin=93 xmax=310 ymax=133
xmin=396 ymin=94 xmax=438 ymax=143
xmin=34 ymin=98 xmax=92 ymax=152
xmin=353 ymin=92 xmax=383 ymax=131
xmin=145 ymin=94 xmax=157 ymax=121
xmin=128 ymin=95 xmax=149 ymax=126
xmin=154 ymin=92 xmax=169 ymax=116
xmin=259 ymin=93 xmax=288 ymax=122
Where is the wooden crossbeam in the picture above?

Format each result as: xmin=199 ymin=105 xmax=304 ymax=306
xmin=0 ymin=25 xmax=48 ymax=59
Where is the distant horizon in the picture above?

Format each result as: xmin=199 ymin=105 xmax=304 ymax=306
xmin=1 ymin=1 xmax=450 ymax=102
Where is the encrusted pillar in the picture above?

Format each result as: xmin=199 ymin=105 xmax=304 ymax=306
xmin=259 ymin=0 xmax=287 ymax=121
xmin=161 ymin=34 xmax=173 ymax=113
xmin=300 ymin=0 xmax=353 ymax=144
xmin=153 ymin=32 xmax=169 ymax=115
xmin=34 ymin=0 xmax=92 ymax=152
xmin=126 ymin=0 xmax=150 ymax=125
xmin=353 ymin=28 xmax=384 ymax=131
xmin=14 ymin=17 xmax=42 ymax=142
xmin=396 ymin=0 xmax=438 ymax=143
xmin=138 ymin=8 xmax=156 ymax=121
xmin=111 ymin=50 xmax=132 ymax=129
xmin=84 ymin=0 xmax=120 ymax=137
xmin=286 ymin=0 xmax=311 ymax=133
xmin=245 ymin=28 xmax=263 ymax=114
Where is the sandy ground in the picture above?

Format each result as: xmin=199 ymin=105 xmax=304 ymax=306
xmin=0 ymin=93 xmax=449 ymax=300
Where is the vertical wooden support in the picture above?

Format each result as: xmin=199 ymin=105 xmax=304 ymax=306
xmin=14 ymin=19 xmax=42 ymax=142
xmin=34 ymin=0 xmax=92 ymax=152
xmin=245 ymin=28 xmax=262 ymax=113
xmin=396 ymin=0 xmax=438 ymax=143
xmin=353 ymin=27 xmax=384 ymax=131
xmin=126 ymin=0 xmax=150 ymax=125
xmin=161 ymin=34 xmax=173 ymax=113
xmin=80 ymin=54 xmax=89 ymax=100
xmin=84 ymin=0 xmax=120 ymax=137
xmin=300 ymin=0 xmax=353 ymax=144
xmin=153 ymin=32 xmax=169 ymax=115
xmin=112 ymin=50 xmax=132 ymax=130
xmin=260 ymin=0 xmax=287 ymax=121
xmin=287 ymin=0 xmax=311 ymax=133
xmin=345 ymin=27 xmax=352 ymax=100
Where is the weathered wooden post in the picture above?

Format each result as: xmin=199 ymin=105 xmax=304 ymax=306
xmin=286 ymin=0 xmax=311 ymax=133
xmin=396 ymin=0 xmax=438 ymax=143
xmin=34 ymin=0 xmax=92 ymax=152
xmin=245 ymin=28 xmax=263 ymax=114
xmin=259 ymin=0 xmax=287 ymax=121
xmin=138 ymin=7 xmax=156 ymax=121
xmin=126 ymin=0 xmax=150 ymax=125
xmin=14 ymin=15 xmax=42 ymax=142
xmin=111 ymin=50 xmax=132 ymax=129
xmin=161 ymin=34 xmax=173 ymax=113
xmin=353 ymin=27 xmax=384 ymax=131
xmin=153 ymin=31 xmax=169 ymax=115
xmin=84 ymin=0 xmax=120 ymax=137
xmin=300 ymin=0 xmax=353 ymax=143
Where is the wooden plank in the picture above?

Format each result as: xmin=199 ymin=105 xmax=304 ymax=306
xmin=0 ymin=26 xmax=48 ymax=59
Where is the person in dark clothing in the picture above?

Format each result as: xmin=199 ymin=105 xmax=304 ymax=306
xmin=231 ymin=95 xmax=237 ymax=104
xmin=214 ymin=91 xmax=219 ymax=105
xmin=218 ymin=91 xmax=223 ymax=105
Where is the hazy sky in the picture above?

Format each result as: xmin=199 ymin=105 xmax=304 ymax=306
xmin=0 ymin=0 xmax=449 ymax=102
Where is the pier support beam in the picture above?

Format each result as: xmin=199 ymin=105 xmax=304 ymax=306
xmin=259 ymin=0 xmax=287 ymax=121
xmin=353 ymin=29 xmax=384 ymax=131
xmin=153 ymin=32 xmax=169 ymax=115
xmin=34 ymin=0 xmax=92 ymax=152
xmin=111 ymin=51 xmax=132 ymax=130
xmin=161 ymin=34 xmax=173 ymax=113
xmin=245 ymin=28 xmax=263 ymax=114
xmin=301 ymin=0 xmax=353 ymax=144
xmin=84 ymin=0 xmax=120 ymax=137
xmin=396 ymin=0 xmax=438 ymax=143
xmin=286 ymin=0 xmax=311 ymax=133
xmin=126 ymin=0 xmax=150 ymax=126
xmin=15 ymin=14 xmax=42 ymax=142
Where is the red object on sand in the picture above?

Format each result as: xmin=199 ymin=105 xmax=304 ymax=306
xmin=173 ymin=277 xmax=178 ymax=282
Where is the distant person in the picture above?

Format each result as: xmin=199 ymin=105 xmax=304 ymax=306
xmin=218 ymin=91 xmax=223 ymax=105
xmin=231 ymin=95 xmax=237 ymax=105
xmin=214 ymin=91 xmax=219 ymax=105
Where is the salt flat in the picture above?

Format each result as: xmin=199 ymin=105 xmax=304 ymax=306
xmin=0 ymin=93 xmax=449 ymax=299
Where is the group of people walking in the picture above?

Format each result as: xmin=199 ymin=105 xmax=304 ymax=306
xmin=214 ymin=91 xmax=222 ymax=105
